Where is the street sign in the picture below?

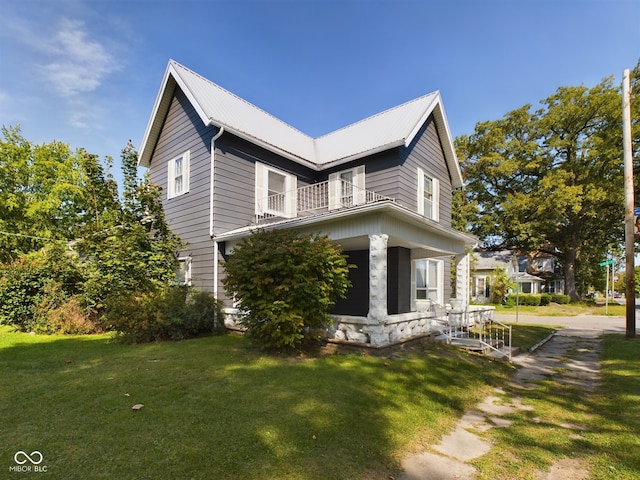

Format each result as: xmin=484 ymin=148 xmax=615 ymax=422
xmin=599 ymin=260 xmax=614 ymax=266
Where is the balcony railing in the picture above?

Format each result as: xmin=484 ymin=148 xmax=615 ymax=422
xmin=255 ymin=179 xmax=395 ymax=223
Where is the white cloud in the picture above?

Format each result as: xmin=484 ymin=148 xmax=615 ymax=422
xmin=37 ymin=18 xmax=120 ymax=97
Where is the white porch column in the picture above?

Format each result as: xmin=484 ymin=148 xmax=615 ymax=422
xmin=368 ymin=233 xmax=388 ymax=324
xmin=454 ymin=252 xmax=470 ymax=308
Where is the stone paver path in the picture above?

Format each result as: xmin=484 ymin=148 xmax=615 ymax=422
xmin=399 ymin=327 xmax=602 ymax=480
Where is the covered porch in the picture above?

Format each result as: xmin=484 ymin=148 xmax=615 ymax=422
xmin=218 ymin=200 xmax=481 ymax=348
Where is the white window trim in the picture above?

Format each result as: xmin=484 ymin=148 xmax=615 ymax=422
xmin=416 ymin=167 xmax=439 ymax=221
xmin=255 ymin=162 xmax=297 ymax=218
xmin=176 ymin=256 xmax=192 ymax=286
xmin=411 ymin=258 xmax=444 ymax=310
xmin=167 ymin=151 xmax=190 ymax=199
xmin=329 ymin=165 xmax=365 ymax=210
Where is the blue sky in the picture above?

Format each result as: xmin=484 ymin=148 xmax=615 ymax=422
xmin=1 ymin=0 xmax=638 ymax=183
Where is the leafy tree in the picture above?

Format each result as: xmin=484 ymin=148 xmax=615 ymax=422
xmin=0 ymin=126 xmax=85 ymax=261
xmin=222 ymin=229 xmax=352 ymax=351
xmin=456 ymin=67 xmax=639 ymax=301
xmin=77 ymin=142 xmax=183 ymax=315
xmin=489 ymin=267 xmax=513 ymax=304
xmin=0 ymin=129 xmax=184 ymax=332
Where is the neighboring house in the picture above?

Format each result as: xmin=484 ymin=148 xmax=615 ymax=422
xmin=138 ymin=60 xmax=477 ymax=347
xmin=528 ymin=251 xmax=565 ymax=294
xmin=471 ymin=250 xmax=555 ymax=303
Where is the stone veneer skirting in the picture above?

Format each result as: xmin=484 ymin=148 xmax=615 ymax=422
xmin=329 ymin=305 xmax=495 ymax=348
xmin=223 ymin=306 xmax=495 ymax=349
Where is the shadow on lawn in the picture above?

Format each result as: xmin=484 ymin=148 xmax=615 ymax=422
xmin=0 ymin=333 xmax=511 ymax=480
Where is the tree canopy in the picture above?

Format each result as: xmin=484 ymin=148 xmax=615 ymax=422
xmin=0 ymin=126 xmax=185 ymax=333
xmin=456 ymin=61 xmax=640 ymax=300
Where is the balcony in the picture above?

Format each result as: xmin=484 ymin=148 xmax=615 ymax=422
xmin=255 ymin=179 xmax=395 ymax=223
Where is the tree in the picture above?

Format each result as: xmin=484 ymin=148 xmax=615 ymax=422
xmin=456 ymin=70 xmax=638 ymax=301
xmin=222 ymin=229 xmax=352 ymax=351
xmin=0 ymin=129 xmax=184 ymax=332
xmin=0 ymin=126 xmax=85 ymax=262
xmin=77 ymin=141 xmax=183 ymax=314
xmin=490 ymin=267 xmax=513 ymax=304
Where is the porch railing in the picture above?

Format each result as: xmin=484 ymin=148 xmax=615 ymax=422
xmin=256 ymin=179 xmax=395 ymax=223
xmin=432 ymin=307 xmax=512 ymax=360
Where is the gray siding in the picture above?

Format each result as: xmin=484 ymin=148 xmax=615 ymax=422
xmin=398 ymin=116 xmax=454 ymax=228
xmin=322 ymin=115 xmax=454 ymax=228
xmin=213 ymin=135 xmax=315 ymax=234
xmin=148 ymin=88 xmax=216 ymax=293
xmin=147 ymin=89 xmax=457 ymax=309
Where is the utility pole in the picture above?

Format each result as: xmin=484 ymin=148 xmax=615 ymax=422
xmin=622 ymin=68 xmax=635 ymax=338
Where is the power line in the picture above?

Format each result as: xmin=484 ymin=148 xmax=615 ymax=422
xmin=0 ymin=230 xmax=67 ymax=243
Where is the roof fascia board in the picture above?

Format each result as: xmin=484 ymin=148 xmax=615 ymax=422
xmin=217 ymin=124 xmax=320 ymax=170
xmin=432 ymin=102 xmax=464 ymax=188
xmin=138 ymin=63 xmax=177 ymax=167
xmin=403 ymin=93 xmax=463 ymax=189
xmin=215 ymin=201 xmax=477 ymax=245
xmin=169 ymin=63 xmax=214 ymax=128
xmin=403 ymin=93 xmax=439 ymax=148
xmin=317 ymin=139 xmax=406 ymax=170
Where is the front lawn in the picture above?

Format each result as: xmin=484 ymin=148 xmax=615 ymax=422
xmin=0 ymin=328 xmax=513 ymax=479
xmin=473 ymin=334 xmax=640 ymax=479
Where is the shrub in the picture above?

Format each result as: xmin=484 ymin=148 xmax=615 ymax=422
xmin=490 ymin=267 xmax=514 ymax=304
xmin=103 ymin=286 xmax=225 ymax=343
xmin=505 ymin=293 xmax=542 ymax=306
xmin=540 ymin=293 xmax=551 ymax=306
xmin=222 ymin=229 xmax=352 ymax=351
xmin=0 ymin=245 xmax=84 ymax=331
xmin=37 ymin=296 xmax=103 ymax=335
xmin=551 ymin=294 xmax=571 ymax=304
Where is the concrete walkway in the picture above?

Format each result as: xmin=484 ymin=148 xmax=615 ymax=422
xmin=398 ymin=313 xmax=636 ymax=480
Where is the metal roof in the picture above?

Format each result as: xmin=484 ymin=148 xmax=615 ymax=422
xmin=139 ymin=60 xmax=463 ymax=186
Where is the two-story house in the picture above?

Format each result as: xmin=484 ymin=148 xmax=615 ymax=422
xmin=471 ymin=250 xmax=562 ymax=304
xmin=138 ymin=60 xmax=477 ymax=347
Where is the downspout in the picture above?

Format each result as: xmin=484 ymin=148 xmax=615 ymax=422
xmin=209 ymin=125 xmax=224 ymax=300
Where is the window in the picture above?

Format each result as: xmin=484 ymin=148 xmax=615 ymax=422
xmin=473 ymin=276 xmax=491 ymax=298
xmin=176 ymin=256 xmax=192 ymax=286
xmin=167 ymin=151 xmax=190 ymax=199
xmin=416 ymin=167 xmax=439 ymax=220
xmin=412 ymin=258 xmax=443 ymax=306
xmin=329 ymin=166 xmax=365 ymax=210
xmin=255 ymin=163 xmax=297 ymax=217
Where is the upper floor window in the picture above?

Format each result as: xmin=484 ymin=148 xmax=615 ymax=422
xmin=417 ymin=167 xmax=439 ymax=221
xmin=255 ymin=162 xmax=297 ymax=218
xmin=167 ymin=151 xmax=190 ymax=199
xmin=329 ymin=165 xmax=365 ymax=210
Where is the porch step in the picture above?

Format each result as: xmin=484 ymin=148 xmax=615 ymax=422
xmin=436 ymin=334 xmax=507 ymax=355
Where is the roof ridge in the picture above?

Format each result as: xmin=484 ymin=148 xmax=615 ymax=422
xmin=315 ymin=91 xmax=439 ymax=140
xmin=169 ymin=59 xmax=314 ymax=140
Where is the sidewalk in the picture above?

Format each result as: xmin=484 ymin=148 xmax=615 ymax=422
xmin=398 ymin=314 xmax=620 ymax=480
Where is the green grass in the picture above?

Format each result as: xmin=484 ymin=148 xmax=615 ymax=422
xmin=472 ymin=334 xmax=640 ymax=479
xmin=508 ymin=324 xmax=557 ymax=351
xmin=0 ymin=327 xmax=513 ymax=480
xmin=494 ymin=302 xmax=626 ymax=317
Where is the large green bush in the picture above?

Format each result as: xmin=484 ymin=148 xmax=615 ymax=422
xmin=505 ymin=293 xmax=542 ymax=306
xmin=103 ymin=286 xmax=225 ymax=343
xmin=551 ymin=294 xmax=571 ymax=304
xmin=222 ymin=229 xmax=352 ymax=351
xmin=0 ymin=245 xmax=89 ymax=332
